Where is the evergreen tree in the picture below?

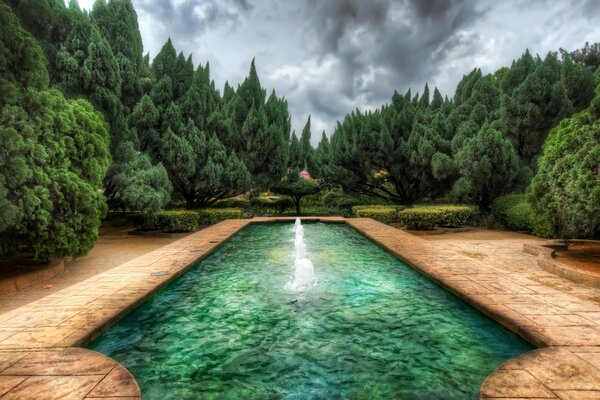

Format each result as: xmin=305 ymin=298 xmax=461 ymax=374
xmin=560 ymin=42 xmax=600 ymax=72
xmin=528 ymin=84 xmax=600 ymax=238
xmin=299 ymin=116 xmax=317 ymax=172
xmin=90 ymin=0 xmax=143 ymax=109
xmin=0 ymin=3 xmax=110 ymax=260
xmin=501 ymin=52 xmax=573 ymax=165
xmin=152 ymin=38 xmax=177 ymax=82
xmin=314 ymin=131 xmax=330 ymax=178
xmin=237 ymin=58 xmax=266 ymax=110
xmin=326 ymin=92 xmax=452 ymax=204
xmin=452 ymin=123 xmax=520 ymax=210
xmin=159 ymin=122 xmax=251 ymax=208
xmin=241 ymin=105 xmax=287 ymax=189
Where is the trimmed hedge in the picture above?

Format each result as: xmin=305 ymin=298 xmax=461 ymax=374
xmin=351 ymin=205 xmax=404 ymax=223
xmin=197 ymin=208 xmax=244 ymax=224
xmin=141 ymin=210 xmax=199 ymax=233
xmin=492 ymin=194 xmax=534 ymax=232
xmin=397 ymin=208 xmax=439 ymax=230
xmin=398 ymin=205 xmax=474 ymax=230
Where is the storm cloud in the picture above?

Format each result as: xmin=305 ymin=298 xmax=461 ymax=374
xmin=76 ymin=0 xmax=600 ymax=143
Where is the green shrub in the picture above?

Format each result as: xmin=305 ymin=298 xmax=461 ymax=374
xmin=432 ymin=205 xmax=474 ymax=227
xmin=197 ymin=208 xmax=243 ymax=224
xmin=492 ymin=194 xmax=534 ymax=232
xmin=398 ymin=205 xmax=474 ymax=230
xmin=140 ymin=210 xmax=199 ymax=233
xmin=351 ymin=205 xmax=403 ymax=223
xmin=506 ymin=202 xmax=535 ymax=232
xmin=492 ymin=194 xmax=524 ymax=223
xmin=249 ymin=196 xmax=293 ymax=213
xmin=398 ymin=208 xmax=440 ymax=230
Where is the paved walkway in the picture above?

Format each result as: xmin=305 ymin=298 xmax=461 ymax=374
xmin=0 ymin=225 xmax=183 ymax=315
xmin=0 ymin=218 xmax=599 ymax=399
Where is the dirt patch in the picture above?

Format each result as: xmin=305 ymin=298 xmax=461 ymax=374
xmin=554 ymin=245 xmax=600 ymax=275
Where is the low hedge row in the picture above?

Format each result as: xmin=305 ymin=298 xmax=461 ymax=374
xmin=491 ymin=194 xmax=534 ymax=232
xmin=140 ymin=210 xmax=200 ymax=233
xmin=197 ymin=208 xmax=244 ymax=224
xmin=398 ymin=205 xmax=473 ymax=230
xmin=352 ymin=204 xmax=474 ymax=230
xmin=139 ymin=208 xmax=244 ymax=232
xmin=351 ymin=205 xmax=405 ymax=223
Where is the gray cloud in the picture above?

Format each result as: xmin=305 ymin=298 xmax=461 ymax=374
xmin=134 ymin=0 xmax=252 ymax=45
xmin=74 ymin=0 xmax=600 ymax=144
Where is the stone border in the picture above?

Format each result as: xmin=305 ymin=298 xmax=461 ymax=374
xmin=0 ymin=217 xmax=599 ymax=399
xmin=524 ymin=243 xmax=600 ymax=288
xmin=0 ymin=259 xmax=65 ymax=296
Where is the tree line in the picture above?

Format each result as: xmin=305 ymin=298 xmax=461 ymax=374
xmin=1 ymin=0 xmax=598 ymax=260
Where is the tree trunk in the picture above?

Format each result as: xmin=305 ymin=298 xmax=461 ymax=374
xmin=294 ymin=196 xmax=301 ymax=215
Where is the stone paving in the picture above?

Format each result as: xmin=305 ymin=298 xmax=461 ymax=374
xmin=0 ymin=217 xmax=599 ymax=399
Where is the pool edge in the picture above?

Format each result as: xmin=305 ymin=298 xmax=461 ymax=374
xmin=0 ymin=216 xmax=599 ymax=399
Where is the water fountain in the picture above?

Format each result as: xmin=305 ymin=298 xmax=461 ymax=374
xmin=285 ymin=218 xmax=315 ymax=291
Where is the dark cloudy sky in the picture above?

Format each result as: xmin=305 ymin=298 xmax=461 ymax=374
xmin=79 ymin=0 xmax=600 ymax=144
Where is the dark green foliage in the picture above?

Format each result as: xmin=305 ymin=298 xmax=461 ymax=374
xmin=212 ymin=197 xmax=250 ymax=209
xmin=500 ymin=52 xmax=575 ymax=165
xmin=104 ymin=142 xmax=172 ymax=211
xmin=152 ymin=38 xmax=178 ymax=83
xmin=0 ymin=4 xmax=110 ymax=260
xmin=159 ymin=122 xmax=251 ymax=209
xmin=0 ymin=2 xmax=49 ymax=99
xmin=288 ymin=132 xmax=302 ymax=170
xmin=528 ymin=86 xmax=600 ymax=238
xmin=322 ymin=189 xmax=389 ymax=210
xmin=492 ymin=194 xmax=534 ymax=232
xmin=313 ymin=131 xmax=330 ymax=178
xmin=453 ymin=124 xmax=520 ymax=210
xmin=10 ymin=0 xmax=172 ymax=212
xmin=560 ymin=42 xmax=600 ymax=72
xmin=90 ymin=0 xmax=143 ymax=109
xmin=351 ymin=206 xmax=402 ymax=224
xmin=299 ymin=116 xmax=317 ymax=172
xmin=326 ymin=83 xmax=454 ymax=205
xmin=271 ymin=179 xmax=321 ymax=214
xmin=197 ymin=208 xmax=244 ymax=224
xmin=241 ymin=105 xmax=287 ymax=190
xmin=249 ymin=196 xmax=294 ymax=214
xmin=237 ymin=58 xmax=266 ymax=109
xmin=140 ymin=210 xmax=199 ymax=233
xmin=397 ymin=205 xmax=473 ymax=230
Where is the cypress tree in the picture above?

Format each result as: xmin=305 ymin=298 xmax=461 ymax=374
xmin=452 ymin=123 xmax=520 ymax=210
xmin=528 ymin=84 xmax=600 ymax=238
xmin=1 ymin=3 xmax=111 ymax=260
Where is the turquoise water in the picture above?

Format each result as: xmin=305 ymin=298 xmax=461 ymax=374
xmin=88 ymin=223 xmax=532 ymax=399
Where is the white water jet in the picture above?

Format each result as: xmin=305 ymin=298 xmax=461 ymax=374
xmin=286 ymin=219 xmax=315 ymax=292
xmin=295 ymin=235 xmax=307 ymax=260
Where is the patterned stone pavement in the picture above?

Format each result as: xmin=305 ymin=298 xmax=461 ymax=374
xmin=0 ymin=217 xmax=598 ymax=399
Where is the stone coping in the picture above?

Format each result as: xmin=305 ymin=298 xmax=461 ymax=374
xmin=524 ymin=242 xmax=600 ymax=288
xmin=0 ymin=217 xmax=598 ymax=399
